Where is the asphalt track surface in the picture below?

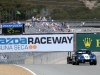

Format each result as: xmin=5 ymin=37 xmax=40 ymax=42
xmin=20 ymin=53 xmax=100 ymax=75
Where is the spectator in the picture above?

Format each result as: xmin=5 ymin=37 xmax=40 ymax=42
xmin=32 ymin=16 xmax=36 ymax=26
xmin=66 ymin=23 xmax=70 ymax=29
xmin=12 ymin=21 xmax=16 ymax=24
xmin=41 ymin=17 xmax=47 ymax=27
xmin=64 ymin=22 xmax=67 ymax=27
xmin=61 ymin=22 xmax=64 ymax=27
xmin=81 ymin=22 xmax=85 ymax=26
xmin=48 ymin=16 xmax=52 ymax=23
xmin=17 ymin=21 xmax=21 ymax=24
xmin=39 ymin=28 xmax=42 ymax=32
xmin=25 ymin=21 xmax=30 ymax=28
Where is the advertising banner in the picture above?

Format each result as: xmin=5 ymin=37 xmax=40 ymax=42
xmin=76 ymin=33 xmax=100 ymax=51
xmin=0 ymin=34 xmax=74 ymax=52
xmin=2 ymin=24 xmax=23 ymax=28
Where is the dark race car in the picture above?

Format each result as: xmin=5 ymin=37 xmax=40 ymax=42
xmin=72 ymin=50 xmax=97 ymax=65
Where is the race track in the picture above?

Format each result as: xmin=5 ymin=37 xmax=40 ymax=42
xmin=20 ymin=54 xmax=100 ymax=75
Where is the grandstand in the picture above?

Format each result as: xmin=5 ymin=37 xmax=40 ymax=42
xmin=1 ymin=19 xmax=100 ymax=34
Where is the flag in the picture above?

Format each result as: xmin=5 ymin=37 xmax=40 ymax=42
xmin=15 ymin=10 xmax=21 ymax=15
xmin=3 ymin=12 xmax=7 ymax=17
xmin=44 ymin=7 xmax=47 ymax=11
xmin=3 ymin=12 xmax=7 ymax=16
xmin=32 ymin=8 xmax=37 ymax=13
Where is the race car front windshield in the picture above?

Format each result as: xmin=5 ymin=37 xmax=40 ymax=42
xmin=76 ymin=51 xmax=85 ymax=54
xmin=76 ymin=50 xmax=91 ymax=54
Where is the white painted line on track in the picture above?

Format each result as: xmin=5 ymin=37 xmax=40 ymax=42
xmin=14 ymin=64 xmax=36 ymax=75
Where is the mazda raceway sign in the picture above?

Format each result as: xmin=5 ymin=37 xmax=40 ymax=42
xmin=0 ymin=34 xmax=74 ymax=52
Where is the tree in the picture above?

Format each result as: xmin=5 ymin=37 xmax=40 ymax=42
xmin=44 ymin=7 xmax=47 ymax=11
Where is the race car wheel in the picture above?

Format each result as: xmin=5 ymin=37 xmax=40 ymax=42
xmin=67 ymin=57 xmax=70 ymax=64
xmin=72 ymin=61 xmax=75 ymax=65
xmin=90 ymin=62 xmax=93 ymax=65
xmin=76 ymin=61 xmax=79 ymax=65
xmin=93 ymin=60 xmax=97 ymax=65
xmin=76 ymin=59 xmax=79 ymax=65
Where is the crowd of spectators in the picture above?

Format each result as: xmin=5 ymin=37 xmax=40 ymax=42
xmin=25 ymin=16 xmax=74 ymax=33
xmin=0 ymin=16 xmax=99 ymax=33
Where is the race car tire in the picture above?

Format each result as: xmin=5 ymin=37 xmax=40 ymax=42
xmin=72 ymin=61 xmax=75 ymax=65
xmin=76 ymin=61 xmax=79 ymax=65
xmin=90 ymin=62 xmax=93 ymax=65
xmin=76 ymin=59 xmax=79 ymax=65
xmin=67 ymin=57 xmax=70 ymax=64
xmin=93 ymin=60 xmax=97 ymax=65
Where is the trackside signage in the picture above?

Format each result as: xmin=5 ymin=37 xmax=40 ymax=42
xmin=0 ymin=34 xmax=74 ymax=52
xmin=2 ymin=24 xmax=23 ymax=28
xmin=76 ymin=33 xmax=100 ymax=51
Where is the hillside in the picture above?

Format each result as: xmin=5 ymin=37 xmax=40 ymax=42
xmin=25 ymin=0 xmax=85 ymax=7
xmin=26 ymin=0 xmax=99 ymax=9
xmin=0 ymin=0 xmax=100 ymax=21
xmin=82 ymin=0 xmax=97 ymax=9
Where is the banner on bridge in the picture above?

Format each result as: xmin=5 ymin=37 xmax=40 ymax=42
xmin=76 ymin=33 xmax=100 ymax=51
xmin=0 ymin=34 xmax=74 ymax=52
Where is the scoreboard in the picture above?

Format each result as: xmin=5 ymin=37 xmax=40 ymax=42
xmin=2 ymin=24 xmax=24 ymax=35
